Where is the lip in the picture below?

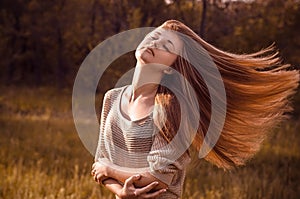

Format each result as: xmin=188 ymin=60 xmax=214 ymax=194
xmin=146 ymin=48 xmax=154 ymax=56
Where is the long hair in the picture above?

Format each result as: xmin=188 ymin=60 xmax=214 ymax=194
xmin=153 ymin=19 xmax=300 ymax=170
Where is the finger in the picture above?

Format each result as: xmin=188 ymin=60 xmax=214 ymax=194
xmin=137 ymin=181 xmax=159 ymax=194
xmin=97 ymin=174 xmax=103 ymax=184
xmin=93 ymin=174 xmax=98 ymax=182
xmin=94 ymin=173 xmax=102 ymax=183
xmin=98 ymin=175 xmax=107 ymax=184
xmin=142 ymin=188 xmax=167 ymax=198
xmin=124 ymin=174 xmax=141 ymax=188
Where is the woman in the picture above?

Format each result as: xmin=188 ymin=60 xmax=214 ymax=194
xmin=91 ymin=20 xmax=299 ymax=199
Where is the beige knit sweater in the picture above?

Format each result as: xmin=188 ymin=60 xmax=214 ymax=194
xmin=95 ymin=85 xmax=191 ymax=198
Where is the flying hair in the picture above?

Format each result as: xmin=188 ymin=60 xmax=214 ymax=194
xmin=153 ymin=19 xmax=300 ymax=170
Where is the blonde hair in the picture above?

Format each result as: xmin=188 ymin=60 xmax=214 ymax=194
xmin=153 ymin=19 xmax=300 ymax=170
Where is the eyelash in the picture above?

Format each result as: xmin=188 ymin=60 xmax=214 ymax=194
xmin=163 ymin=44 xmax=170 ymax=52
xmin=149 ymin=34 xmax=171 ymax=52
xmin=150 ymin=35 xmax=158 ymax=40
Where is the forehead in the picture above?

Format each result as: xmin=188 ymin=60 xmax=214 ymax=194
xmin=148 ymin=27 xmax=182 ymax=47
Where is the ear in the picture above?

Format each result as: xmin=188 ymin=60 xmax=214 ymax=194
xmin=163 ymin=68 xmax=173 ymax=75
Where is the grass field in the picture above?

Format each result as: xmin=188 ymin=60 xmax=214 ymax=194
xmin=0 ymin=86 xmax=299 ymax=199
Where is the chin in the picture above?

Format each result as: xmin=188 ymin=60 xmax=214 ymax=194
xmin=140 ymin=54 xmax=153 ymax=64
xmin=135 ymin=50 xmax=142 ymax=59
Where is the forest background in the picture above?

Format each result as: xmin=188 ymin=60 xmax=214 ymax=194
xmin=0 ymin=0 xmax=300 ymax=198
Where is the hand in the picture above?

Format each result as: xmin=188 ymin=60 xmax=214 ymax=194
xmin=117 ymin=175 xmax=167 ymax=199
xmin=91 ymin=161 xmax=109 ymax=183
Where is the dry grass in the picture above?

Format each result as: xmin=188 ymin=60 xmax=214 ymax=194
xmin=0 ymin=86 xmax=299 ymax=199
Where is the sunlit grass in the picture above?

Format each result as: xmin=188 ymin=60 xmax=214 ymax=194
xmin=0 ymin=87 xmax=299 ymax=199
xmin=0 ymin=118 xmax=115 ymax=199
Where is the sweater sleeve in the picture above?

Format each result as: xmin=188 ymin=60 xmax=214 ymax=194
xmin=95 ymin=90 xmax=112 ymax=161
xmin=147 ymin=132 xmax=191 ymax=186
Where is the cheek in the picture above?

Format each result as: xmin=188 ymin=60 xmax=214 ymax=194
xmin=158 ymin=53 xmax=177 ymax=66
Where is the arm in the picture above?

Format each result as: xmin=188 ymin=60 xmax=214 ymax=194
xmin=92 ymin=161 xmax=168 ymax=191
xmin=101 ymin=178 xmax=123 ymax=195
xmin=92 ymin=132 xmax=191 ymax=191
xmin=108 ymin=163 xmax=168 ymax=190
xmin=102 ymin=176 xmax=166 ymax=199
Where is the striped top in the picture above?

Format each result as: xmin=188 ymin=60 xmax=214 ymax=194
xmin=95 ymin=85 xmax=191 ymax=199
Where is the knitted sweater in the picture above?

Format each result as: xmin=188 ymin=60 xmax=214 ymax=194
xmin=95 ymin=85 xmax=191 ymax=198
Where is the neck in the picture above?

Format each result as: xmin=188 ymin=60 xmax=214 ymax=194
xmin=130 ymin=62 xmax=164 ymax=102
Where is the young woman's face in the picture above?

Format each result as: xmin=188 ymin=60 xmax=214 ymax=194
xmin=136 ymin=27 xmax=182 ymax=67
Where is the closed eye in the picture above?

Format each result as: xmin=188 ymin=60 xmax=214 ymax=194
xmin=163 ymin=44 xmax=171 ymax=52
xmin=167 ymin=40 xmax=175 ymax=48
xmin=150 ymin=36 xmax=159 ymax=40
xmin=150 ymin=31 xmax=161 ymax=40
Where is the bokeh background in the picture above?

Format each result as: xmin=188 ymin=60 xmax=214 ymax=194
xmin=0 ymin=0 xmax=299 ymax=198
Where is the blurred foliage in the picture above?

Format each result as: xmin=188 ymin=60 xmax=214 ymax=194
xmin=0 ymin=0 xmax=299 ymax=117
